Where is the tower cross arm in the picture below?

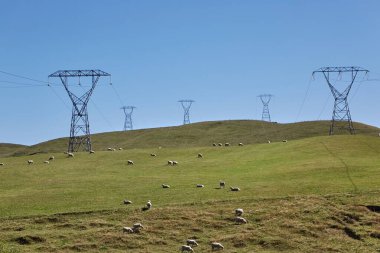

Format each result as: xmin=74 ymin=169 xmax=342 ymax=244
xmin=312 ymin=66 xmax=369 ymax=75
xmin=48 ymin=70 xmax=111 ymax=77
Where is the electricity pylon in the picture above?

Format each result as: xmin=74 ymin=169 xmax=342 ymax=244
xmin=178 ymin=99 xmax=194 ymax=125
xmin=48 ymin=69 xmax=111 ymax=152
xmin=258 ymin=94 xmax=273 ymax=122
xmin=312 ymin=66 xmax=369 ymax=135
xmin=121 ymin=106 xmax=136 ymax=131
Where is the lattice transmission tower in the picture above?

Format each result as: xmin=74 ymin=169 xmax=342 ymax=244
xmin=312 ymin=66 xmax=369 ymax=135
xmin=258 ymin=94 xmax=273 ymax=122
xmin=48 ymin=70 xmax=111 ymax=153
xmin=178 ymin=99 xmax=194 ymax=125
xmin=121 ymin=106 xmax=136 ymax=131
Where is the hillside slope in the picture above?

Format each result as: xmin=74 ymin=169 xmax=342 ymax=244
xmin=6 ymin=120 xmax=380 ymax=156
xmin=0 ymin=143 xmax=27 ymax=157
xmin=0 ymin=135 xmax=379 ymax=252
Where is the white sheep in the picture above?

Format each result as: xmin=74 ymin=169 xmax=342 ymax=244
xmin=123 ymin=199 xmax=132 ymax=205
xmin=162 ymin=184 xmax=170 ymax=188
xmin=235 ymin=217 xmax=247 ymax=224
xmin=0 ymin=163 xmax=4 ymax=166
xmin=67 ymin=153 xmax=74 ymax=158
xmin=238 ymin=143 xmax=244 ymax=146
xmin=123 ymin=227 xmax=134 ymax=233
xmin=180 ymin=245 xmax=194 ymax=252
xmin=186 ymin=239 xmax=198 ymax=247
xmin=282 ymin=140 xmax=288 ymax=143
xmin=219 ymin=181 xmax=225 ymax=189
xmin=127 ymin=160 xmax=134 ymax=165
xmin=235 ymin=208 xmax=244 ymax=216
xmin=267 ymin=140 xmax=271 ymax=144
xmin=44 ymin=161 xmax=50 ymax=164
xmin=168 ymin=160 xmax=174 ymax=166
xmin=225 ymin=143 xmax=230 ymax=147
xmin=119 ymin=147 xmax=123 ymax=150
xmin=107 ymin=147 xmax=113 ymax=151
xmin=90 ymin=150 xmax=95 ymax=154
xmin=211 ymin=242 xmax=224 ymax=251
xmin=173 ymin=161 xmax=178 ymax=166
xmin=212 ymin=143 xmax=217 ymax=147
xmin=196 ymin=184 xmax=204 ymax=188
xmin=132 ymin=223 xmax=144 ymax=232
xmin=197 ymin=153 xmax=203 ymax=158
xmin=230 ymin=186 xmax=240 ymax=192
xmin=48 ymin=156 xmax=55 ymax=161
xmin=146 ymin=200 xmax=152 ymax=209
xmin=27 ymin=160 xmax=34 ymax=165
xmin=150 ymin=153 xmax=157 ymax=157
xmin=218 ymin=143 xmax=223 ymax=147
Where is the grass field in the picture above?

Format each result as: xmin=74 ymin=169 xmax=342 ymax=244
xmin=0 ymin=129 xmax=379 ymax=252
xmin=2 ymin=120 xmax=379 ymax=157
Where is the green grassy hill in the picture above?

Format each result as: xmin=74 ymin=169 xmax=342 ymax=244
xmin=4 ymin=120 xmax=380 ymax=157
xmin=0 ymin=143 xmax=27 ymax=157
xmin=0 ymin=134 xmax=379 ymax=252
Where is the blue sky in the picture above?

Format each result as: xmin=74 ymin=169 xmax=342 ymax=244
xmin=0 ymin=0 xmax=379 ymax=145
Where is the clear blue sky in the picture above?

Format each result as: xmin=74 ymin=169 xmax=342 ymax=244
xmin=1 ymin=0 xmax=379 ymax=145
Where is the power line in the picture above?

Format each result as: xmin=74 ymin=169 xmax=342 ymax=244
xmin=295 ymin=75 xmax=314 ymax=122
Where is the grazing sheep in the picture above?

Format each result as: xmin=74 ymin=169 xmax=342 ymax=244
xmin=162 ymin=184 xmax=170 ymax=188
xmin=173 ymin=161 xmax=178 ymax=166
xmin=267 ymin=140 xmax=271 ymax=144
xmin=196 ymin=184 xmax=204 ymax=188
xmin=123 ymin=226 xmax=134 ymax=233
xmin=119 ymin=147 xmax=123 ymax=150
xmin=218 ymin=143 xmax=223 ymax=147
xmin=225 ymin=143 xmax=230 ymax=147
xmin=150 ymin=153 xmax=157 ymax=157
xmin=219 ymin=181 xmax=225 ymax=189
xmin=107 ymin=147 xmax=113 ymax=151
xmin=168 ymin=160 xmax=174 ymax=166
xmin=67 ymin=153 xmax=74 ymax=158
xmin=230 ymin=186 xmax=240 ymax=192
xmin=90 ymin=150 xmax=95 ymax=154
xmin=213 ymin=143 xmax=217 ymax=147
xmin=186 ymin=239 xmax=198 ymax=247
xmin=44 ymin=161 xmax=50 ymax=164
xmin=235 ymin=217 xmax=247 ymax=224
xmin=27 ymin=160 xmax=34 ymax=165
xmin=127 ymin=160 xmax=134 ymax=165
xmin=123 ymin=199 xmax=133 ymax=205
xmin=197 ymin=153 xmax=203 ymax=158
xmin=282 ymin=140 xmax=288 ymax=143
xmin=235 ymin=208 xmax=244 ymax=216
xmin=0 ymin=163 xmax=4 ymax=166
xmin=180 ymin=245 xmax=194 ymax=252
xmin=132 ymin=223 xmax=144 ymax=232
xmin=211 ymin=242 xmax=224 ymax=251
xmin=238 ymin=143 xmax=244 ymax=146
xmin=48 ymin=156 xmax=55 ymax=161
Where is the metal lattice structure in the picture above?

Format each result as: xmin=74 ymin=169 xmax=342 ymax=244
xmin=312 ymin=66 xmax=369 ymax=135
xmin=48 ymin=70 xmax=111 ymax=152
xmin=121 ymin=106 xmax=136 ymax=131
xmin=258 ymin=94 xmax=273 ymax=122
xmin=178 ymin=99 xmax=194 ymax=125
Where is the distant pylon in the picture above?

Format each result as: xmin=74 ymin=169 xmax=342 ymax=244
xmin=178 ymin=99 xmax=194 ymax=125
xmin=312 ymin=66 xmax=369 ymax=135
xmin=121 ymin=106 xmax=136 ymax=131
xmin=258 ymin=94 xmax=273 ymax=122
xmin=48 ymin=70 xmax=111 ymax=153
